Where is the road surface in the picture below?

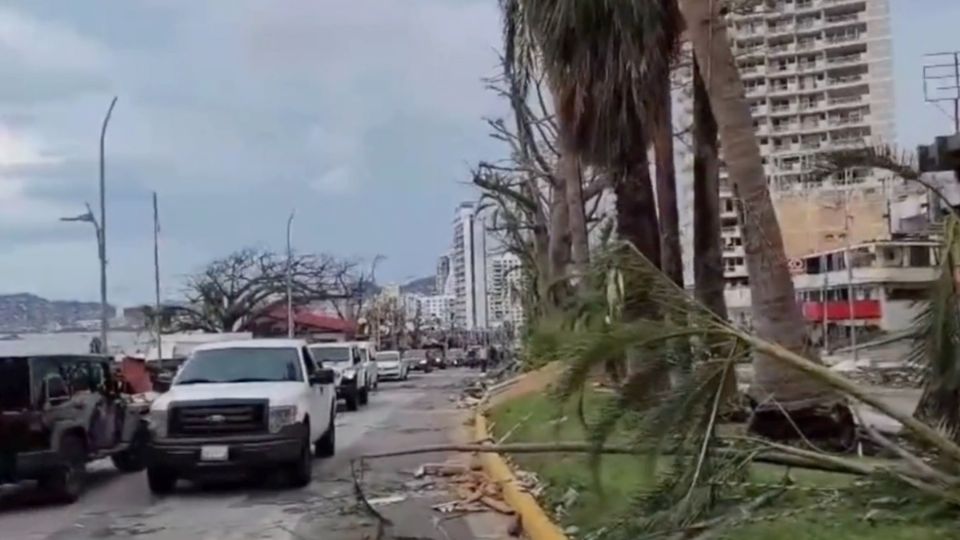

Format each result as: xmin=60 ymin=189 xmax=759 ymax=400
xmin=1 ymin=369 xmax=507 ymax=540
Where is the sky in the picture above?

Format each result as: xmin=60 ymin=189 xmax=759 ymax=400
xmin=0 ymin=0 xmax=956 ymax=307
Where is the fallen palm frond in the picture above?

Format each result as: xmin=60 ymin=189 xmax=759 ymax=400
xmin=522 ymin=241 xmax=960 ymax=535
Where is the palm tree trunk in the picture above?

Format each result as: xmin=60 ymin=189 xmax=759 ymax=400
xmin=677 ymin=0 xmax=842 ymax=425
xmin=548 ymin=177 xmax=572 ymax=307
xmin=615 ymin=151 xmax=662 ymax=318
xmin=559 ymin=137 xmax=591 ymax=290
xmin=653 ymin=77 xmax=684 ymax=287
xmin=692 ymin=57 xmax=727 ymax=320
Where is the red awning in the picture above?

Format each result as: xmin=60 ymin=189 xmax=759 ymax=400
xmin=802 ymin=300 xmax=881 ymax=322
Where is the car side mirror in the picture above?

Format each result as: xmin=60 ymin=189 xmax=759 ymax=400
xmin=44 ymin=375 xmax=70 ymax=406
xmin=311 ymin=368 xmax=336 ymax=385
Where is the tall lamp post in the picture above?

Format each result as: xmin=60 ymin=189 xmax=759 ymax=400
xmin=62 ymin=97 xmax=117 ymax=352
xmin=286 ymin=210 xmax=296 ymax=338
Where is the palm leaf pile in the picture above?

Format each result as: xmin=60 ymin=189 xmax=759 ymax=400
xmin=525 ymin=241 xmax=960 ymax=537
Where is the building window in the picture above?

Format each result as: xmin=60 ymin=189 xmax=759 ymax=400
xmin=909 ymin=246 xmax=931 ymax=267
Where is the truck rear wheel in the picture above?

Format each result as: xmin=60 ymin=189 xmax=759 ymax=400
xmin=147 ymin=466 xmax=177 ymax=495
xmin=40 ymin=434 xmax=86 ymax=503
xmin=345 ymin=393 xmax=359 ymax=411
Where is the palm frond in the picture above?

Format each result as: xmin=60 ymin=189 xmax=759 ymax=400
xmin=910 ymin=214 xmax=960 ymax=440
xmin=501 ymin=0 xmax=682 ymax=167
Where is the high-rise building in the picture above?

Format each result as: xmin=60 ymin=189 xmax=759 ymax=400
xmin=451 ymin=202 xmax=490 ymax=330
xmin=436 ymin=254 xmax=451 ymax=295
xmin=678 ymin=0 xmax=895 ymax=324
xmin=487 ymin=252 xmax=525 ymax=328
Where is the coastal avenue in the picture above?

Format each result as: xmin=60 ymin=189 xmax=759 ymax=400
xmin=0 ymin=370 xmax=500 ymax=540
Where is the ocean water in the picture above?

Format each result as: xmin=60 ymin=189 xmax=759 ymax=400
xmin=0 ymin=331 xmax=152 ymax=357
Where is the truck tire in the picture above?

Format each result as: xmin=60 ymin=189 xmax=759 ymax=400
xmin=345 ymin=392 xmax=359 ymax=412
xmin=111 ymin=425 xmax=148 ymax=472
xmin=289 ymin=427 xmax=313 ymax=488
xmin=147 ymin=466 xmax=177 ymax=495
xmin=315 ymin=413 xmax=336 ymax=458
xmin=39 ymin=434 xmax=86 ymax=503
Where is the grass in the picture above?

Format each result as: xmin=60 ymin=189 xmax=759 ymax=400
xmin=489 ymin=388 xmax=958 ymax=539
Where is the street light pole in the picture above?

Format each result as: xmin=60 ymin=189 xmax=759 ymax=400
xmin=98 ymin=96 xmax=118 ymax=353
xmin=286 ymin=210 xmax=295 ymax=338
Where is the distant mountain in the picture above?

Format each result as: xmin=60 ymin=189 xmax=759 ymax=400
xmin=0 ymin=293 xmax=116 ymax=333
xmin=400 ymin=276 xmax=436 ymax=296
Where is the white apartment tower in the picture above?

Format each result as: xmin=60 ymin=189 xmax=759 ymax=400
xmin=678 ymin=0 xmax=895 ymax=323
xmin=487 ymin=252 xmax=525 ymax=329
xmin=451 ymin=203 xmax=490 ymax=330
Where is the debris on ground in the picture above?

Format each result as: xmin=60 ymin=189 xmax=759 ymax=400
xmin=366 ymin=495 xmax=407 ymax=507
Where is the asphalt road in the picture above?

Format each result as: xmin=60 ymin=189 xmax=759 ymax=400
xmin=1 ymin=369 xmax=504 ymax=540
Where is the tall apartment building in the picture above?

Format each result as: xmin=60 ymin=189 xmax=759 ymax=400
xmin=451 ymin=202 xmax=490 ymax=330
xmin=436 ymin=253 xmax=452 ymax=295
xmin=487 ymin=252 xmax=525 ymax=329
xmin=678 ymin=0 xmax=896 ymax=324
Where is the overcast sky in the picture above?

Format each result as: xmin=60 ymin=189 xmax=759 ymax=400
xmin=0 ymin=0 xmax=956 ymax=307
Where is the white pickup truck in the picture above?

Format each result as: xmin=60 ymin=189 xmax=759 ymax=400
xmin=308 ymin=343 xmax=372 ymax=411
xmin=144 ymin=339 xmax=337 ymax=493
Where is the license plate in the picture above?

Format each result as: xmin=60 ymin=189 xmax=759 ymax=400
xmin=200 ymin=445 xmax=229 ymax=462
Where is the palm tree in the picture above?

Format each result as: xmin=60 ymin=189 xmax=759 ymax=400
xmin=501 ymin=0 xmax=683 ymax=298
xmin=691 ymin=57 xmax=727 ymax=319
xmin=653 ymin=75 xmax=684 ymax=286
xmin=676 ymin=0 xmax=842 ymax=420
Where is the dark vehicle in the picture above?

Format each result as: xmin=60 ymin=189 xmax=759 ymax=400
xmin=447 ymin=348 xmax=465 ymax=367
xmin=423 ymin=344 xmax=447 ymax=370
xmin=405 ymin=349 xmax=432 ymax=373
xmin=0 ymin=355 xmax=150 ymax=503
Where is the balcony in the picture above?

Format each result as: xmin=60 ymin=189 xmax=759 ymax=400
xmin=826 ymin=53 xmax=864 ymax=66
xmin=828 ymin=95 xmax=863 ymax=106
xmin=793 ymin=267 xmax=939 ymax=291
xmin=797 ymin=40 xmax=818 ymax=51
xmin=831 ymin=114 xmax=868 ymax=126
xmin=770 ymin=103 xmax=796 ymax=114
xmin=772 ymin=123 xmax=798 ymax=133
xmin=825 ymin=13 xmax=861 ymax=26
xmin=801 ymin=141 xmax=823 ymax=150
xmin=829 ymin=74 xmax=864 ymax=87
xmin=769 ymin=23 xmax=795 ymax=35
xmin=826 ymin=33 xmax=862 ymax=45
xmin=798 ymin=61 xmax=821 ymax=72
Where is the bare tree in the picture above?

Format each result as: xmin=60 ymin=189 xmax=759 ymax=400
xmin=172 ymin=248 xmax=364 ymax=332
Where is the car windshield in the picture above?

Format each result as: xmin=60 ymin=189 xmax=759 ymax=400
xmin=175 ymin=347 xmax=303 ymax=384
xmin=310 ymin=347 xmax=352 ymax=364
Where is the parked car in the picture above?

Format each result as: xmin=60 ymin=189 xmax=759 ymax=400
xmin=374 ymin=350 xmax=408 ymax=381
xmin=309 ymin=342 xmax=370 ymax=411
xmin=145 ymin=339 xmax=337 ymax=494
xmin=405 ymin=349 xmax=432 ymax=373
xmin=344 ymin=341 xmax=379 ymax=391
xmin=0 ymin=355 xmax=151 ymax=503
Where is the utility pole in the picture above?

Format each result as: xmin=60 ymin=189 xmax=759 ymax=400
xmin=98 ymin=96 xmax=118 ymax=353
xmin=286 ymin=210 xmax=295 ymax=338
xmin=153 ymin=192 xmax=162 ymax=360
xmin=922 ymin=51 xmax=960 ymax=134
xmin=843 ymin=183 xmax=858 ymax=363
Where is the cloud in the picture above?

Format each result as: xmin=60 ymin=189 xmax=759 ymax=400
xmin=0 ymin=0 xmax=507 ymax=304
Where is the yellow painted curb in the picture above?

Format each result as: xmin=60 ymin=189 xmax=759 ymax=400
xmin=474 ymin=408 xmax=569 ymax=540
